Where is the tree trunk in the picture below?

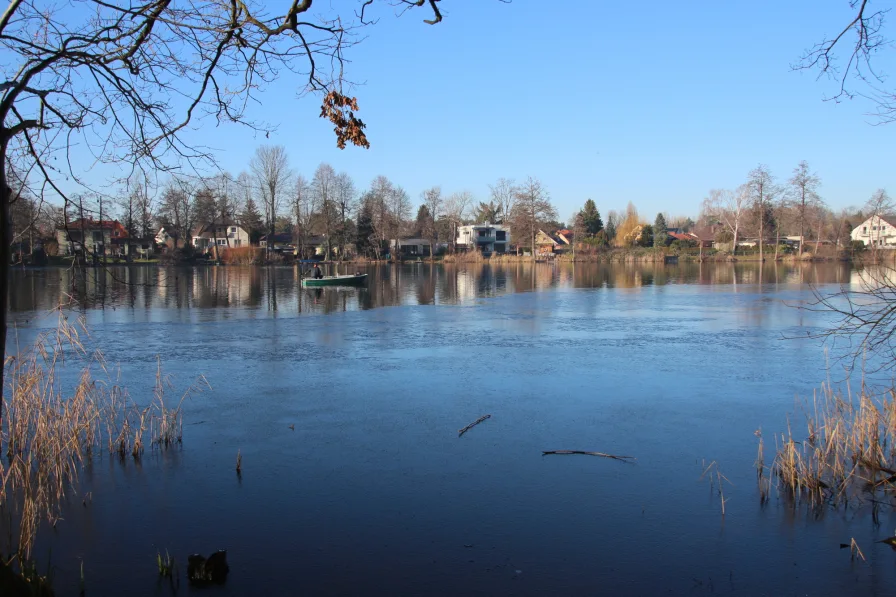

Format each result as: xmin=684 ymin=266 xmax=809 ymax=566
xmin=815 ymin=218 xmax=823 ymax=255
xmin=733 ymin=222 xmax=739 ymax=257
xmin=774 ymin=225 xmax=780 ymax=261
xmin=759 ymin=200 xmax=764 ymax=263
xmin=1 ymin=156 xmax=10 ymax=432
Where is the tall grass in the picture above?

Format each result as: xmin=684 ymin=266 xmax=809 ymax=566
xmin=219 ymin=246 xmax=264 ymax=265
xmin=1 ymin=311 xmax=207 ymax=563
xmin=762 ymin=380 xmax=896 ymax=508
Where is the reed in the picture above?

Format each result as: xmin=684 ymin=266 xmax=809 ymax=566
xmin=700 ymin=460 xmax=732 ymax=516
xmin=2 ymin=310 xmax=206 ymax=564
xmin=762 ymin=380 xmax=896 ymax=508
xmin=219 ymin=246 xmax=264 ymax=265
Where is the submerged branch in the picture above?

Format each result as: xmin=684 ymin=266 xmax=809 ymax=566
xmin=542 ymin=450 xmax=636 ymax=462
xmin=458 ymin=414 xmax=490 ymax=437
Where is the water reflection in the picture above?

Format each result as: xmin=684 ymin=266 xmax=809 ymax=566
xmin=9 ymin=261 xmax=855 ymax=319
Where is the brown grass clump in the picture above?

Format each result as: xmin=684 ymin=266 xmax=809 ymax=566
xmin=761 ymin=380 xmax=896 ymax=508
xmin=220 ymin=246 xmax=264 ymax=265
xmin=2 ymin=311 xmax=207 ymax=561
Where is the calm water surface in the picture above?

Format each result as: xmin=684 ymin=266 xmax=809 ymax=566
xmin=6 ymin=262 xmax=895 ymax=596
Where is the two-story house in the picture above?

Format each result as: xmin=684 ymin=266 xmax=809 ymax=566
xmin=851 ymin=215 xmax=896 ymax=248
xmin=192 ymin=220 xmax=250 ymax=251
xmin=56 ymin=219 xmax=126 ymax=256
xmin=456 ymin=224 xmax=510 ymax=254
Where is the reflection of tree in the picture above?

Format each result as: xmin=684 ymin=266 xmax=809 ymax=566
xmin=415 ymin=264 xmax=436 ymax=305
xmin=8 ymin=262 xmax=864 ymax=320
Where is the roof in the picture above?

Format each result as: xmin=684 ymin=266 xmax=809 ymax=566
xmin=259 ymin=232 xmax=294 ymax=243
xmin=668 ymin=232 xmax=693 ymax=242
xmin=193 ymin=220 xmax=243 ymax=236
xmin=536 ymin=229 xmax=558 ymax=245
xmin=688 ymin=226 xmax=717 ymax=242
xmin=58 ymin=219 xmax=121 ymax=231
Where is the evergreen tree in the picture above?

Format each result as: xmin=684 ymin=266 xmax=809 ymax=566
xmin=605 ymin=213 xmax=617 ymax=243
xmin=414 ymin=204 xmax=432 ymax=237
xmin=653 ymin=212 xmax=668 ymax=248
xmin=581 ymin=199 xmax=603 ymax=236
xmin=356 ymin=203 xmax=375 ymax=257
xmin=239 ymin=197 xmax=264 ymax=243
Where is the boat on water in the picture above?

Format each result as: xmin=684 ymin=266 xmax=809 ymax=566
xmin=301 ymin=274 xmax=368 ymax=288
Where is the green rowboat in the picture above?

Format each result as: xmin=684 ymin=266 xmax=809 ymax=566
xmin=302 ymin=274 xmax=368 ymax=287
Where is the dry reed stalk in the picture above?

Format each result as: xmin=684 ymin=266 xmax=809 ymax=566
xmin=236 ymin=450 xmax=242 ymax=474
xmin=2 ymin=309 xmax=205 ymax=562
xmin=700 ymin=461 xmax=732 ymax=517
xmin=850 ymin=538 xmax=866 ymax=561
xmin=765 ymin=377 xmax=896 ymax=509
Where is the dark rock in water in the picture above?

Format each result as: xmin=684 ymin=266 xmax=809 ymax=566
xmin=187 ymin=550 xmax=230 ymax=585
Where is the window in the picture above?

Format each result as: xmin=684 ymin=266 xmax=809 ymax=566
xmin=863 ymin=227 xmax=868 ymax=233
xmin=230 ymin=227 xmax=237 ymax=233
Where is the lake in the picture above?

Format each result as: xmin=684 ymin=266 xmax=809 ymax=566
xmin=5 ymin=262 xmax=895 ymax=596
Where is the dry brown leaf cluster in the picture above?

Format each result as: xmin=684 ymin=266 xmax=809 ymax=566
xmin=320 ymin=91 xmax=370 ymax=150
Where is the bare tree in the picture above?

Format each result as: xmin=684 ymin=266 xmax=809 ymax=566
xmin=366 ymin=176 xmax=394 ymax=251
xmin=863 ymin=188 xmax=894 ymax=257
xmin=787 ymin=161 xmax=822 ymax=255
xmin=335 ymin=172 xmax=356 ymax=259
xmin=746 ymin=165 xmax=777 ymax=262
xmin=390 ymin=185 xmax=412 ymax=243
xmin=291 ymin=175 xmax=311 ymax=258
xmin=311 ymin=163 xmax=337 ymax=259
xmin=444 ymin=190 xmax=473 ymax=253
xmin=251 ymin=145 xmax=293 ymax=252
xmin=157 ymin=180 xmax=194 ymax=250
xmin=489 ymin=178 xmax=516 ymax=224
xmin=422 ymin=186 xmax=442 ymax=260
xmin=703 ymin=188 xmax=748 ymax=253
xmin=798 ymin=1 xmax=895 ymax=123
xmin=510 ymin=176 xmax=557 ymax=259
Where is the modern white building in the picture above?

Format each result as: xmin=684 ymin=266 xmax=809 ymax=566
xmin=456 ymin=224 xmax=510 ymax=253
xmin=851 ymin=215 xmax=896 ymax=248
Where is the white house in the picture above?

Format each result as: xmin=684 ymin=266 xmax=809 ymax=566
xmin=456 ymin=224 xmax=510 ymax=253
xmin=192 ymin=220 xmax=250 ymax=251
xmin=851 ymin=215 xmax=896 ymax=248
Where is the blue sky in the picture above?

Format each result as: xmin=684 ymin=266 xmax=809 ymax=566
xmin=134 ymin=1 xmax=896 ymax=219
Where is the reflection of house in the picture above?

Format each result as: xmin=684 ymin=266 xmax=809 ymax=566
xmin=456 ymin=224 xmax=509 ymax=253
xmin=390 ymin=238 xmax=432 ymax=257
xmin=56 ymin=219 xmax=125 ymax=255
xmin=851 ymin=215 xmax=896 ymax=248
xmin=192 ymin=220 xmax=250 ymax=251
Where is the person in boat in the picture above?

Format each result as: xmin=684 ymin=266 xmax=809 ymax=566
xmin=312 ymin=264 xmax=323 ymax=279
